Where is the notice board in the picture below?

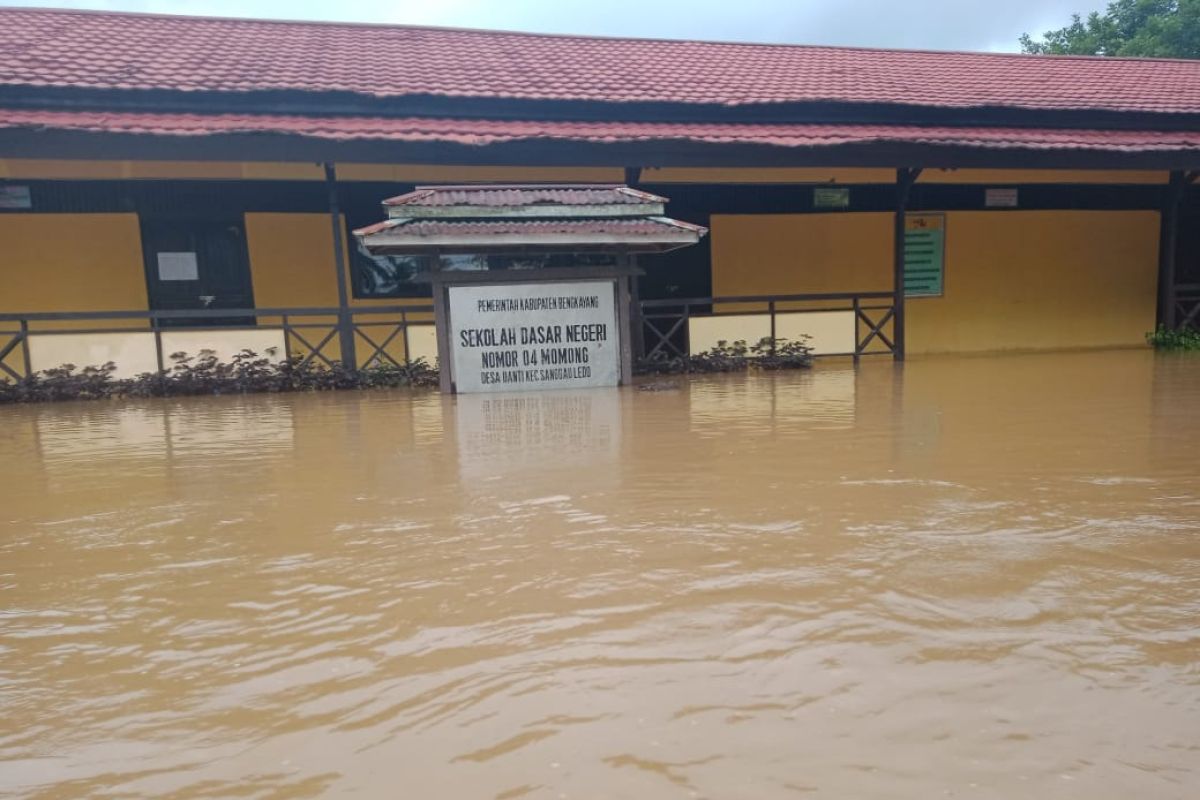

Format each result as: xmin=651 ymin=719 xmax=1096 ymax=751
xmin=448 ymin=280 xmax=620 ymax=393
xmin=903 ymin=213 xmax=945 ymax=297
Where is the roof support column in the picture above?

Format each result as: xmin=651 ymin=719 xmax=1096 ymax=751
xmin=324 ymin=163 xmax=357 ymax=371
xmin=892 ymin=167 xmax=922 ymax=361
xmin=1157 ymin=170 xmax=1186 ymax=330
xmin=625 ymin=253 xmax=646 ymax=361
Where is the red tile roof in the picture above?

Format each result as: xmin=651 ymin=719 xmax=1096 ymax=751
xmin=2 ymin=108 xmax=1198 ymax=153
xmin=384 ymin=185 xmax=667 ymax=208
xmin=356 ymin=218 xmax=706 ymax=238
xmin=1 ymin=7 xmax=1198 ymax=116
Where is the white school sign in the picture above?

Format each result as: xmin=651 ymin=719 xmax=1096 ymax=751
xmin=448 ymin=280 xmax=620 ymax=393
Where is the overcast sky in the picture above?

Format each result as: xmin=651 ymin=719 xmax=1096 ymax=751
xmin=3 ymin=0 xmax=1109 ymax=52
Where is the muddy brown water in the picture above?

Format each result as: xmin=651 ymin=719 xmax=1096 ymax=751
xmin=2 ymin=350 xmax=1199 ymax=799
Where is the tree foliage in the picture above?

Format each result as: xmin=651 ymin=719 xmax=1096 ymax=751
xmin=1020 ymin=0 xmax=1200 ymax=58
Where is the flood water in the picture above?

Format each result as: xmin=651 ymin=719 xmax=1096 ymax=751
xmin=2 ymin=350 xmax=1199 ymax=799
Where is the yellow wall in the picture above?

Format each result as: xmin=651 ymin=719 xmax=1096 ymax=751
xmin=333 ymin=164 xmax=624 ymax=183
xmin=711 ymin=213 xmax=893 ymax=296
xmin=642 ymin=167 xmax=896 ymax=184
xmin=0 ymin=159 xmax=323 ymax=180
xmin=0 ymin=213 xmax=147 ymax=376
xmin=906 ymin=211 xmax=1158 ymax=353
xmin=0 ymin=211 xmax=148 ymax=336
xmin=640 ymin=167 xmax=1168 ymax=185
xmin=710 ymin=210 xmax=1159 ymax=354
xmin=244 ymin=213 xmax=340 ymax=309
xmin=0 ymin=213 xmax=147 ymax=314
xmin=0 ymin=159 xmax=623 ymax=183
xmin=918 ymin=169 xmax=1167 ymax=184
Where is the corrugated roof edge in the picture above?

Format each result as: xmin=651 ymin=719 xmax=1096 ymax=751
xmin=4 ymin=5 xmax=1198 ymax=67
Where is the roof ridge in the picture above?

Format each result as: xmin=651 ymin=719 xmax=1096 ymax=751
xmin=411 ymin=183 xmax=626 ymax=190
xmin=4 ymin=5 xmax=1199 ymax=66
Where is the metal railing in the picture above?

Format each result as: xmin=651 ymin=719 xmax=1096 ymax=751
xmin=1171 ymin=283 xmax=1200 ymax=330
xmin=638 ymin=291 xmax=897 ymax=361
xmin=1 ymin=292 xmax=898 ymax=381
xmin=0 ymin=305 xmax=435 ymax=380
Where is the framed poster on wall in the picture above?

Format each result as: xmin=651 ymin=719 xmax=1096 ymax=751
xmin=903 ymin=213 xmax=945 ymax=297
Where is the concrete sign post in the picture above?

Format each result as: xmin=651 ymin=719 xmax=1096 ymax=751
xmin=448 ymin=280 xmax=621 ymax=393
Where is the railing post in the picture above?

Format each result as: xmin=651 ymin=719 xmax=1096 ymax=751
xmin=401 ymin=309 xmax=412 ymax=367
xmin=324 ymin=162 xmax=357 ymax=371
xmin=154 ymin=331 xmax=165 ymax=373
xmin=627 ymin=256 xmax=645 ymax=360
xmin=893 ymin=167 xmax=922 ymax=361
xmin=768 ymin=300 xmax=777 ymax=353
xmin=1158 ymin=170 xmax=1186 ymax=330
xmin=19 ymin=319 xmax=31 ymax=379
xmin=852 ymin=296 xmax=862 ymax=363
xmin=683 ymin=303 xmax=691 ymax=363
xmin=282 ymin=314 xmax=291 ymax=363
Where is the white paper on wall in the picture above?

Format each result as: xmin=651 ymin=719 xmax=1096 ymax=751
xmin=157 ymin=252 xmax=199 ymax=281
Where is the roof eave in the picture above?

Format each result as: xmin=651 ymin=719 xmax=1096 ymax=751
xmin=5 ymin=85 xmax=1200 ymax=133
xmin=4 ymin=121 xmax=1200 ymax=171
xmin=383 ymin=203 xmax=667 ymax=220
xmin=357 ymin=230 xmax=705 ymax=253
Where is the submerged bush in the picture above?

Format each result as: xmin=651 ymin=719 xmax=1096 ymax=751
xmin=0 ymin=349 xmax=439 ymax=404
xmin=3 ymin=336 xmax=816 ymax=403
xmin=635 ymin=336 xmax=813 ymax=375
xmin=748 ymin=336 xmax=815 ymax=370
xmin=1146 ymin=326 xmax=1200 ymax=351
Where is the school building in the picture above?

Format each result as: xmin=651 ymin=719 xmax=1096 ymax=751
xmin=1 ymin=6 xmax=1199 ymax=379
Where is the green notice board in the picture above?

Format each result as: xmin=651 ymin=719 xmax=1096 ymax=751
xmin=904 ymin=213 xmax=945 ymax=297
xmin=813 ymin=186 xmax=850 ymax=209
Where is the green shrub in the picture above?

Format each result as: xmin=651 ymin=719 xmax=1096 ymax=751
xmin=749 ymin=336 xmax=815 ymax=370
xmin=635 ymin=336 xmax=813 ymax=375
xmin=1146 ymin=326 xmax=1200 ymax=351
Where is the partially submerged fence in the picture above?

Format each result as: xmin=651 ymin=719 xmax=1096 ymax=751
xmin=638 ymin=291 xmax=897 ymax=361
xmin=0 ymin=305 xmax=437 ymax=380
xmin=2 ymin=291 xmax=898 ymax=381
xmin=1172 ymin=283 xmax=1200 ymax=331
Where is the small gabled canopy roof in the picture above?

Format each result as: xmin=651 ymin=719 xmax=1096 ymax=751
xmin=355 ymin=184 xmax=707 ymax=254
xmin=380 ymin=184 xmax=668 ymax=219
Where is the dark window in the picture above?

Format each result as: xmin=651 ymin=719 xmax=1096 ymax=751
xmin=344 ymin=186 xmax=433 ymax=298
xmin=140 ymin=217 xmax=256 ymax=326
xmin=351 ymin=241 xmax=431 ymax=298
xmin=350 ymin=248 xmax=621 ymax=296
xmin=440 ymin=253 xmax=619 ymax=272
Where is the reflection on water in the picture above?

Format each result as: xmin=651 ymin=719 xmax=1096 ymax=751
xmin=454 ymin=391 xmax=621 ymax=483
xmin=2 ymin=350 xmax=1200 ymax=799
